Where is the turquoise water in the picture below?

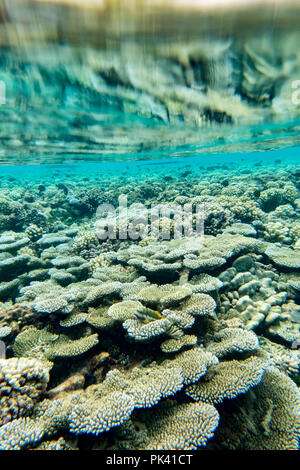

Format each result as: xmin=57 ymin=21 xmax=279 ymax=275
xmin=0 ymin=1 xmax=300 ymax=452
xmin=1 ymin=3 xmax=300 ymax=164
xmin=0 ymin=146 xmax=299 ymax=180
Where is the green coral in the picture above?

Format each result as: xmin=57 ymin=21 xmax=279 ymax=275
xmin=12 ymin=327 xmax=98 ymax=362
xmin=44 ymin=334 xmax=99 ymax=360
xmin=13 ymin=327 xmax=58 ymax=361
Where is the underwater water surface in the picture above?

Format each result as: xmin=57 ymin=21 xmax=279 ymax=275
xmin=0 ymin=0 xmax=299 ymax=453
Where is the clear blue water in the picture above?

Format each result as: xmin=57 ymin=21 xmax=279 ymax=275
xmin=0 ymin=145 xmax=299 ymax=182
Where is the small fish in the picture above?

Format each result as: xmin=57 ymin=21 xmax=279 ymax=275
xmin=135 ymin=307 xmax=162 ymax=322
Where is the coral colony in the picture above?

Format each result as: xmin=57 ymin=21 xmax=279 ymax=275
xmin=0 ymin=164 xmax=299 ymax=450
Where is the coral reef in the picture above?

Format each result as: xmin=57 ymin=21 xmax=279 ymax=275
xmin=0 ymin=164 xmax=299 ymax=451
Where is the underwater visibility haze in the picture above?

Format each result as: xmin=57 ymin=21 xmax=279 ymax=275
xmin=0 ymin=0 xmax=299 ymax=452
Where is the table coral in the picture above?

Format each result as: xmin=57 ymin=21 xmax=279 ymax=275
xmin=185 ymin=356 xmax=269 ymax=404
xmin=140 ymin=400 xmax=219 ymax=450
